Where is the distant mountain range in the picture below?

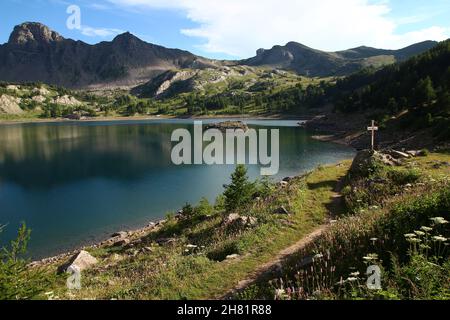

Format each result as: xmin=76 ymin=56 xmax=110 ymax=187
xmin=0 ymin=22 xmax=440 ymax=88
xmin=241 ymin=40 xmax=438 ymax=77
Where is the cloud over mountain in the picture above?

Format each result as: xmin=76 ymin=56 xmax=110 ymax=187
xmin=108 ymin=0 xmax=449 ymax=58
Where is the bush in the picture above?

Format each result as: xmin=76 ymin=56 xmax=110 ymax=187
xmin=387 ymin=168 xmax=421 ymax=185
xmin=207 ymin=241 xmax=240 ymax=262
xmin=196 ymin=198 xmax=213 ymax=217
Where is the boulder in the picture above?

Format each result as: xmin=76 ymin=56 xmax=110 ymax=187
xmin=58 ymin=250 xmax=98 ymax=274
xmin=379 ymin=153 xmax=402 ymax=166
xmin=223 ymin=214 xmax=258 ymax=227
xmin=243 ymin=216 xmax=258 ymax=226
xmin=223 ymin=213 xmax=241 ymax=225
xmin=111 ymin=231 xmax=128 ymax=238
xmin=110 ymin=253 xmax=124 ymax=262
xmin=140 ymin=247 xmax=153 ymax=253
xmin=387 ymin=150 xmax=411 ymax=159
xmin=225 ymin=254 xmax=240 ymax=260
xmin=156 ymin=237 xmax=177 ymax=246
xmin=349 ymin=150 xmax=402 ymax=178
xmin=407 ymin=150 xmax=428 ymax=157
xmin=113 ymin=238 xmax=130 ymax=247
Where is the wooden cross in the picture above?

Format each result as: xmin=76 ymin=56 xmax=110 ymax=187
xmin=367 ymin=120 xmax=378 ymax=151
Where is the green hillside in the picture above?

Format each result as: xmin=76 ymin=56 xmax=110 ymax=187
xmin=330 ymin=40 xmax=450 ymax=140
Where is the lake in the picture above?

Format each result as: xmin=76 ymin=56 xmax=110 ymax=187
xmin=0 ymin=119 xmax=355 ymax=259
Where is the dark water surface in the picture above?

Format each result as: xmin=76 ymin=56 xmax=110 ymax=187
xmin=0 ymin=119 xmax=355 ymax=258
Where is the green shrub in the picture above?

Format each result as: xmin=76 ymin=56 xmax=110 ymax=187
xmin=387 ymin=168 xmax=421 ymax=185
xmin=207 ymin=240 xmax=240 ymax=262
xmin=196 ymin=198 xmax=213 ymax=217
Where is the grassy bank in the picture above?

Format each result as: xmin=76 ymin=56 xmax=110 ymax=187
xmin=237 ymin=152 xmax=450 ymax=300
xmin=1 ymin=152 xmax=449 ymax=300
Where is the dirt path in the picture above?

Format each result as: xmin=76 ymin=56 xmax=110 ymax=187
xmin=222 ymin=187 xmax=344 ymax=299
xmin=221 ymin=224 xmax=330 ymax=298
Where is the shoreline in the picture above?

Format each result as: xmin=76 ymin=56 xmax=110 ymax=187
xmin=18 ymin=117 xmax=354 ymax=266
xmin=30 ymin=217 xmax=169 ymax=267
xmin=29 ymin=157 xmax=355 ymax=267
xmin=0 ymin=113 xmax=310 ymax=126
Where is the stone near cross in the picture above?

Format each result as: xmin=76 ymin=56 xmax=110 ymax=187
xmin=367 ymin=120 xmax=378 ymax=151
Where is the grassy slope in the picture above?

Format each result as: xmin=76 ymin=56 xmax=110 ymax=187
xmin=46 ymin=162 xmax=349 ymax=300
xmin=0 ymin=69 xmax=328 ymax=121
xmin=34 ymin=153 xmax=450 ymax=300
xmin=238 ymin=152 xmax=450 ymax=299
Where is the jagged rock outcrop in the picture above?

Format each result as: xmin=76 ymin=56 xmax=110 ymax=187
xmin=53 ymin=95 xmax=82 ymax=106
xmin=8 ymin=22 xmax=63 ymax=46
xmin=0 ymin=95 xmax=23 ymax=114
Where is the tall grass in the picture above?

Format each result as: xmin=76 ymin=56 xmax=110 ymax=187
xmin=258 ymin=162 xmax=450 ymax=300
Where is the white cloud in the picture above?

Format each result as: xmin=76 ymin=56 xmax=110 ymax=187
xmin=108 ymin=0 xmax=450 ymax=57
xmin=80 ymin=25 xmax=124 ymax=37
xmin=89 ymin=3 xmax=111 ymax=11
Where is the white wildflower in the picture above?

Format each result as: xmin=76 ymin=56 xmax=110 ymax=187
xmin=430 ymin=217 xmax=449 ymax=225
xmin=432 ymin=236 xmax=447 ymax=242
xmin=420 ymin=226 xmax=433 ymax=232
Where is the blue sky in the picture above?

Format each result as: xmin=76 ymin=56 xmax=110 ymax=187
xmin=0 ymin=0 xmax=449 ymax=59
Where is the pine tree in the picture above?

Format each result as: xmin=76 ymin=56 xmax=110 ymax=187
xmin=223 ymin=165 xmax=254 ymax=212
xmin=414 ymin=77 xmax=436 ymax=106
xmin=387 ymin=97 xmax=399 ymax=114
xmin=0 ymin=223 xmax=52 ymax=300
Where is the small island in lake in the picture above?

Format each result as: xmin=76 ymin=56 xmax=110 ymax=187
xmin=205 ymin=121 xmax=249 ymax=132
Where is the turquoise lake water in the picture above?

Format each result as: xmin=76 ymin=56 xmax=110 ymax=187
xmin=0 ymin=119 xmax=355 ymax=258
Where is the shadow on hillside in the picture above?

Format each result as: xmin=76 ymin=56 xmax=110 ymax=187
xmin=306 ymin=180 xmax=336 ymax=190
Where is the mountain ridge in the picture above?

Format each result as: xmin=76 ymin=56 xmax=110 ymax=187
xmin=241 ymin=40 xmax=439 ymax=76
xmin=0 ymin=22 xmax=215 ymax=88
xmin=0 ymin=22 xmax=441 ymax=88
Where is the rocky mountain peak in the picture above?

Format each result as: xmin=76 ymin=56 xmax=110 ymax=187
xmin=112 ymin=32 xmax=142 ymax=45
xmin=256 ymin=48 xmax=266 ymax=56
xmin=8 ymin=22 xmax=64 ymax=46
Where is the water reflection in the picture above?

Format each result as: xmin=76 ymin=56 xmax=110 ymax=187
xmin=0 ymin=123 xmax=179 ymax=189
xmin=0 ymin=120 xmax=355 ymax=258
